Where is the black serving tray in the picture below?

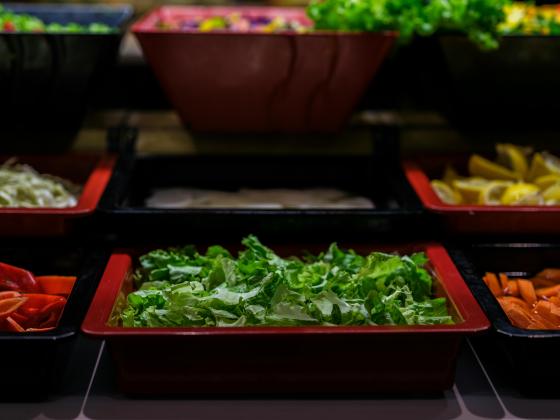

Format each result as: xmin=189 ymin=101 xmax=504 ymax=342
xmin=98 ymin=152 xmax=428 ymax=242
xmin=0 ymin=243 xmax=108 ymax=400
xmin=365 ymin=34 xmax=560 ymax=130
xmin=436 ymin=35 xmax=560 ymax=130
xmin=450 ymin=244 xmax=560 ymax=396
xmin=0 ymin=3 xmax=132 ymax=152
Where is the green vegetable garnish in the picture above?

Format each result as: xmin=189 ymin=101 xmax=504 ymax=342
xmin=0 ymin=4 xmax=115 ymax=33
xmin=307 ymin=0 xmax=509 ymax=49
xmin=121 ymin=236 xmax=453 ymax=328
xmin=499 ymin=3 xmax=560 ymax=36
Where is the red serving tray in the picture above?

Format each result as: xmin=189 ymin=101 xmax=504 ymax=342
xmin=82 ymin=243 xmax=488 ymax=395
xmin=132 ymin=6 xmax=395 ymax=133
xmin=403 ymin=157 xmax=560 ymax=235
xmin=0 ymin=154 xmax=116 ymax=236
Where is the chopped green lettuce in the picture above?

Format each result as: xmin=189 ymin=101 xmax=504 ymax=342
xmin=121 ymin=236 xmax=454 ymax=328
xmin=307 ymin=0 xmax=509 ymax=49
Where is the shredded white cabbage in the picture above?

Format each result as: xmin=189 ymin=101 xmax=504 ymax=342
xmin=146 ymin=188 xmax=374 ymax=209
xmin=0 ymin=159 xmax=79 ymax=208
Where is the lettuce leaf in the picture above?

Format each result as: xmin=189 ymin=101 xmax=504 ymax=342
xmin=121 ymin=236 xmax=453 ymax=328
xmin=307 ymin=0 xmax=509 ymax=49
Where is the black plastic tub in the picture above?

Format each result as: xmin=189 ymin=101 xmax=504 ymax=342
xmin=365 ymin=35 xmax=560 ymax=129
xmin=436 ymin=35 xmax=560 ymax=130
xmin=0 ymin=244 xmax=108 ymax=400
xmin=361 ymin=37 xmax=447 ymax=112
xmin=98 ymin=154 xmax=427 ymax=242
xmin=0 ymin=3 xmax=132 ymax=152
xmin=450 ymin=244 xmax=560 ymax=396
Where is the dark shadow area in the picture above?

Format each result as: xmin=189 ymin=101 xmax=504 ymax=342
xmin=454 ymin=342 xmax=504 ymax=419
xmin=84 ymin=344 xmax=465 ymax=420
xmin=0 ymin=336 xmax=101 ymax=419
xmin=471 ymin=336 xmax=560 ymax=419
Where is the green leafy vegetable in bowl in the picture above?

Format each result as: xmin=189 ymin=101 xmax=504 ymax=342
xmin=0 ymin=4 xmax=115 ymax=33
xmin=121 ymin=236 xmax=453 ymax=327
xmin=307 ymin=0 xmax=509 ymax=49
xmin=0 ymin=159 xmax=79 ymax=208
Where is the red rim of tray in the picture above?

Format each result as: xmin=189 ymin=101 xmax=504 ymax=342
xmin=132 ymin=6 xmax=397 ymax=37
xmin=403 ymin=160 xmax=560 ymax=214
xmin=0 ymin=155 xmax=116 ymax=217
xmin=82 ymin=243 xmax=489 ymax=337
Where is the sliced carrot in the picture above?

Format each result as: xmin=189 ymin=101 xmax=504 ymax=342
xmin=533 ymin=301 xmax=560 ymax=326
xmin=499 ymin=273 xmax=509 ymax=291
xmin=498 ymin=296 xmax=530 ymax=311
xmin=529 ymin=314 xmax=558 ymax=330
xmin=531 ymin=278 xmax=555 ymax=288
xmin=549 ymin=302 xmax=560 ymax=317
xmin=36 ymin=276 xmax=76 ymax=296
xmin=527 ymin=321 xmax=550 ymax=330
xmin=549 ymin=296 xmax=560 ymax=307
xmin=505 ymin=280 xmax=519 ymax=296
xmin=535 ymin=284 xmax=560 ymax=298
xmin=535 ymin=268 xmax=560 ymax=283
xmin=518 ymin=280 xmax=537 ymax=306
xmin=492 ymin=268 xmax=560 ymax=331
xmin=485 ymin=273 xmax=503 ymax=297
xmin=504 ymin=304 xmax=535 ymax=329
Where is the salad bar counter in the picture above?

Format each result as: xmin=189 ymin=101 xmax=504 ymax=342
xmin=2 ymin=1 xmax=560 ymax=419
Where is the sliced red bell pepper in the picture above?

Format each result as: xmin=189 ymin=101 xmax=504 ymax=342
xmin=19 ymin=293 xmax=65 ymax=309
xmin=20 ymin=294 xmax=66 ymax=329
xmin=0 ymin=297 xmax=27 ymax=318
xmin=9 ymin=311 xmax=29 ymax=327
xmin=0 ymin=291 xmax=22 ymax=300
xmin=17 ymin=294 xmax=64 ymax=318
xmin=25 ymin=327 xmax=55 ymax=332
xmin=36 ymin=276 xmax=76 ymax=296
xmin=35 ymin=299 xmax=65 ymax=325
xmin=37 ymin=310 xmax=59 ymax=329
xmin=0 ymin=262 xmax=40 ymax=293
xmin=0 ymin=263 xmax=75 ymax=332
xmin=38 ymin=299 xmax=66 ymax=315
xmin=5 ymin=316 xmax=24 ymax=332
xmin=3 ymin=21 xmax=16 ymax=32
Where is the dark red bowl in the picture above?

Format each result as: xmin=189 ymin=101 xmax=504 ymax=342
xmin=403 ymin=157 xmax=560 ymax=235
xmin=132 ymin=6 xmax=395 ymax=133
xmin=82 ymin=243 xmax=488 ymax=395
xmin=0 ymin=154 xmax=116 ymax=236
